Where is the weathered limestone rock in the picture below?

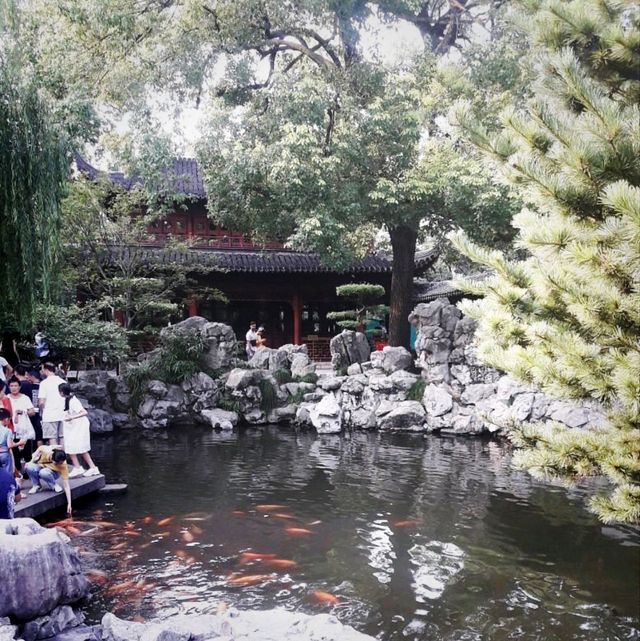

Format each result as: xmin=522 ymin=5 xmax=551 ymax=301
xmin=389 ymin=370 xmax=420 ymax=391
xmin=161 ymin=316 xmax=236 ymax=371
xmin=291 ymin=353 xmax=316 ymax=378
xmin=268 ymin=349 xmax=290 ymax=372
xmin=330 ymin=330 xmax=370 ymax=373
xmin=146 ymin=380 xmax=168 ymax=399
xmin=201 ymin=408 xmax=239 ymax=430
xmin=370 ymin=346 xmax=413 ymax=374
xmin=460 ymin=383 xmax=496 ymax=405
xmin=101 ymin=609 xmax=375 ymax=641
xmin=319 ymin=376 xmax=345 ymax=392
xmin=547 ymin=401 xmax=591 ymax=428
xmin=0 ymin=519 xmax=89 ymax=621
xmin=378 ymin=401 xmax=426 ymax=431
xmin=21 ymin=606 xmax=84 ymax=641
xmin=249 ymin=347 xmax=273 ymax=370
xmin=309 ymin=394 xmax=342 ymax=434
xmin=423 ymin=384 xmax=453 ymax=417
xmin=87 ymin=408 xmax=113 ymax=434
xmin=346 ymin=361 xmax=372 ymax=376
xmin=346 ymin=407 xmax=377 ymax=430
xmin=268 ymin=405 xmax=298 ymax=423
xmin=225 ymin=368 xmax=263 ymax=391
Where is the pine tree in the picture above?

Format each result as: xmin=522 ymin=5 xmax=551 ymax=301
xmin=450 ymin=0 xmax=640 ymax=523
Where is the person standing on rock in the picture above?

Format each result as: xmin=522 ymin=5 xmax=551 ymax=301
xmin=0 ymin=466 xmax=21 ymax=519
xmin=25 ymin=445 xmax=72 ymax=514
xmin=38 ymin=362 xmax=66 ymax=445
xmin=58 ymin=383 xmax=99 ymax=478
xmin=245 ymin=321 xmax=258 ymax=360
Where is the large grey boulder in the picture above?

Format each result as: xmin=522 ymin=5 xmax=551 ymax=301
xmin=330 ymin=330 xmax=370 ymax=373
xmin=291 ymin=353 xmax=316 ymax=378
xmin=21 ymin=605 xmax=84 ymax=641
xmin=423 ymin=384 xmax=453 ymax=417
xmin=309 ymin=394 xmax=342 ymax=434
xmin=370 ymin=346 xmax=413 ymax=374
xmin=249 ymin=347 xmax=273 ymax=370
xmin=201 ymin=408 xmax=239 ymax=430
xmin=225 ymin=368 xmax=264 ymax=391
xmin=87 ymin=408 xmax=113 ymax=434
xmin=0 ymin=519 xmax=89 ymax=621
xmin=377 ymin=401 xmax=426 ymax=431
xmin=160 ymin=316 xmax=236 ymax=371
xmin=101 ymin=609 xmax=375 ymax=641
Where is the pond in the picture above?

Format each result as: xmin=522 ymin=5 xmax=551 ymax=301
xmin=50 ymin=427 xmax=640 ymax=641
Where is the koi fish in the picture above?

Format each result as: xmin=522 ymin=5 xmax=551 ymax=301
xmin=64 ymin=526 xmax=82 ymax=536
xmin=227 ymin=574 xmax=273 ymax=586
xmin=48 ymin=519 xmax=74 ymax=528
xmin=264 ymin=559 xmax=297 ymax=569
xmin=123 ymin=530 xmax=142 ymax=537
xmin=273 ymin=513 xmax=296 ymax=520
xmin=110 ymin=542 xmax=128 ymax=551
xmin=180 ymin=530 xmax=195 ymax=543
xmin=175 ymin=549 xmax=188 ymax=559
xmin=392 ymin=519 xmax=421 ymax=528
xmin=239 ymin=552 xmax=278 ymax=561
xmin=191 ymin=525 xmax=204 ymax=535
xmin=285 ymin=527 xmax=312 ymax=535
xmin=105 ymin=580 xmax=136 ymax=595
xmin=256 ymin=504 xmax=287 ymax=512
xmin=157 ymin=517 xmax=174 ymax=526
xmin=311 ymin=591 xmax=340 ymax=605
xmin=91 ymin=521 xmax=119 ymax=528
xmin=232 ymin=511 xmax=245 ymax=516
xmin=79 ymin=527 xmax=100 ymax=536
xmin=143 ymin=516 xmax=153 ymax=525
xmin=307 ymin=520 xmax=322 ymax=526
xmin=85 ymin=569 xmax=108 ymax=585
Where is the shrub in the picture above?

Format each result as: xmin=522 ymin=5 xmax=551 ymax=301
xmin=300 ymin=372 xmax=319 ymax=384
xmin=258 ymin=378 xmax=278 ymax=415
xmin=406 ymin=379 xmax=427 ymax=402
xmin=274 ymin=368 xmax=293 ymax=384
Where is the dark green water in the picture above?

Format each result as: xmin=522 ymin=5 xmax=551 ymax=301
xmin=54 ymin=427 xmax=639 ymax=640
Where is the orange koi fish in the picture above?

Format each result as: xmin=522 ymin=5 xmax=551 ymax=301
xmin=64 ymin=526 xmax=82 ymax=536
xmin=392 ymin=519 xmax=421 ymax=528
xmin=157 ymin=517 xmax=174 ymax=526
xmin=227 ymin=574 xmax=273 ymax=586
xmin=191 ymin=525 xmax=204 ymax=535
xmin=239 ymin=552 xmax=278 ymax=561
xmin=256 ymin=504 xmax=287 ymax=512
xmin=105 ymin=580 xmax=136 ymax=595
xmin=285 ymin=527 xmax=312 ymax=535
xmin=273 ymin=513 xmax=296 ymax=520
xmin=85 ymin=569 xmax=108 ymax=585
xmin=264 ymin=559 xmax=297 ymax=569
xmin=110 ymin=542 xmax=128 ymax=551
xmin=311 ymin=591 xmax=340 ymax=605
xmin=143 ymin=516 xmax=153 ymax=525
xmin=232 ymin=510 xmax=246 ymax=516
xmin=180 ymin=530 xmax=194 ymax=543
xmin=123 ymin=530 xmax=142 ymax=537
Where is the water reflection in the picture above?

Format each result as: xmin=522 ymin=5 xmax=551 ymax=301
xmin=63 ymin=427 xmax=640 ymax=640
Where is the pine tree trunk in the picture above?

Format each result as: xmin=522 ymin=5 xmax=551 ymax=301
xmin=388 ymin=225 xmax=418 ymax=348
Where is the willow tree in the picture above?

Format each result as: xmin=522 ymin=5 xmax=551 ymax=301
xmin=0 ymin=39 xmax=69 ymax=331
xmin=451 ymin=0 xmax=640 ymax=522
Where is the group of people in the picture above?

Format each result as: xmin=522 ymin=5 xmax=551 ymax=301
xmin=0 ymin=361 xmax=99 ymax=519
xmin=245 ymin=321 xmax=267 ymax=360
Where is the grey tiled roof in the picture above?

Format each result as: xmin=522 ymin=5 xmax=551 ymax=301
xmin=76 ymin=156 xmax=205 ymax=196
xmin=103 ymin=246 xmax=437 ymax=274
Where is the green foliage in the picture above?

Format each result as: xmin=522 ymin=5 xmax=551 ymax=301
xmin=125 ymin=330 xmax=208 ymax=411
xmin=217 ymin=394 xmax=242 ymax=414
xmin=274 ymin=369 xmax=293 ymax=385
xmin=299 ymin=372 xmax=319 ymax=385
xmin=406 ymin=379 xmax=427 ymax=402
xmin=34 ymin=304 xmax=128 ymax=366
xmin=59 ymin=178 xmax=226 ymax=337
xmin=451 ymin=0 xmax=640 ymax=523
xmin=0 ymin=59 xmax=69 ymax=331
xmin=329 ymin=282 xmax=388 ymax=334
xmin=258 ymin=378 xmax=278 ymax=415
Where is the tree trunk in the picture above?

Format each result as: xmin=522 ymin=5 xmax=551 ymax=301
xmin=388 ymin=225 xmax=418 ymax=348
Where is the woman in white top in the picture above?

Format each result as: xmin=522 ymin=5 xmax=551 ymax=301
xmin=7 ymin=378 xmax=36 ymax=475
xmin=58 ymin=383 xmax=100 ymax=478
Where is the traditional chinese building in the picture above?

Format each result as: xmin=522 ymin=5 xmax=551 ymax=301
xmin=77 ymin=157 xmax=437 ymax=357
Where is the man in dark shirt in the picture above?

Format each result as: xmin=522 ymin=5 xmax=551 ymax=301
xmin=0 ymin=467 xmax=21 ymax=519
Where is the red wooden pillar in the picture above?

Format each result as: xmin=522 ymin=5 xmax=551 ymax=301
xmin=292 ymin=293 xmax=301 ymax=345
xmin=188 ymin=298 xmax=198 ymax=317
